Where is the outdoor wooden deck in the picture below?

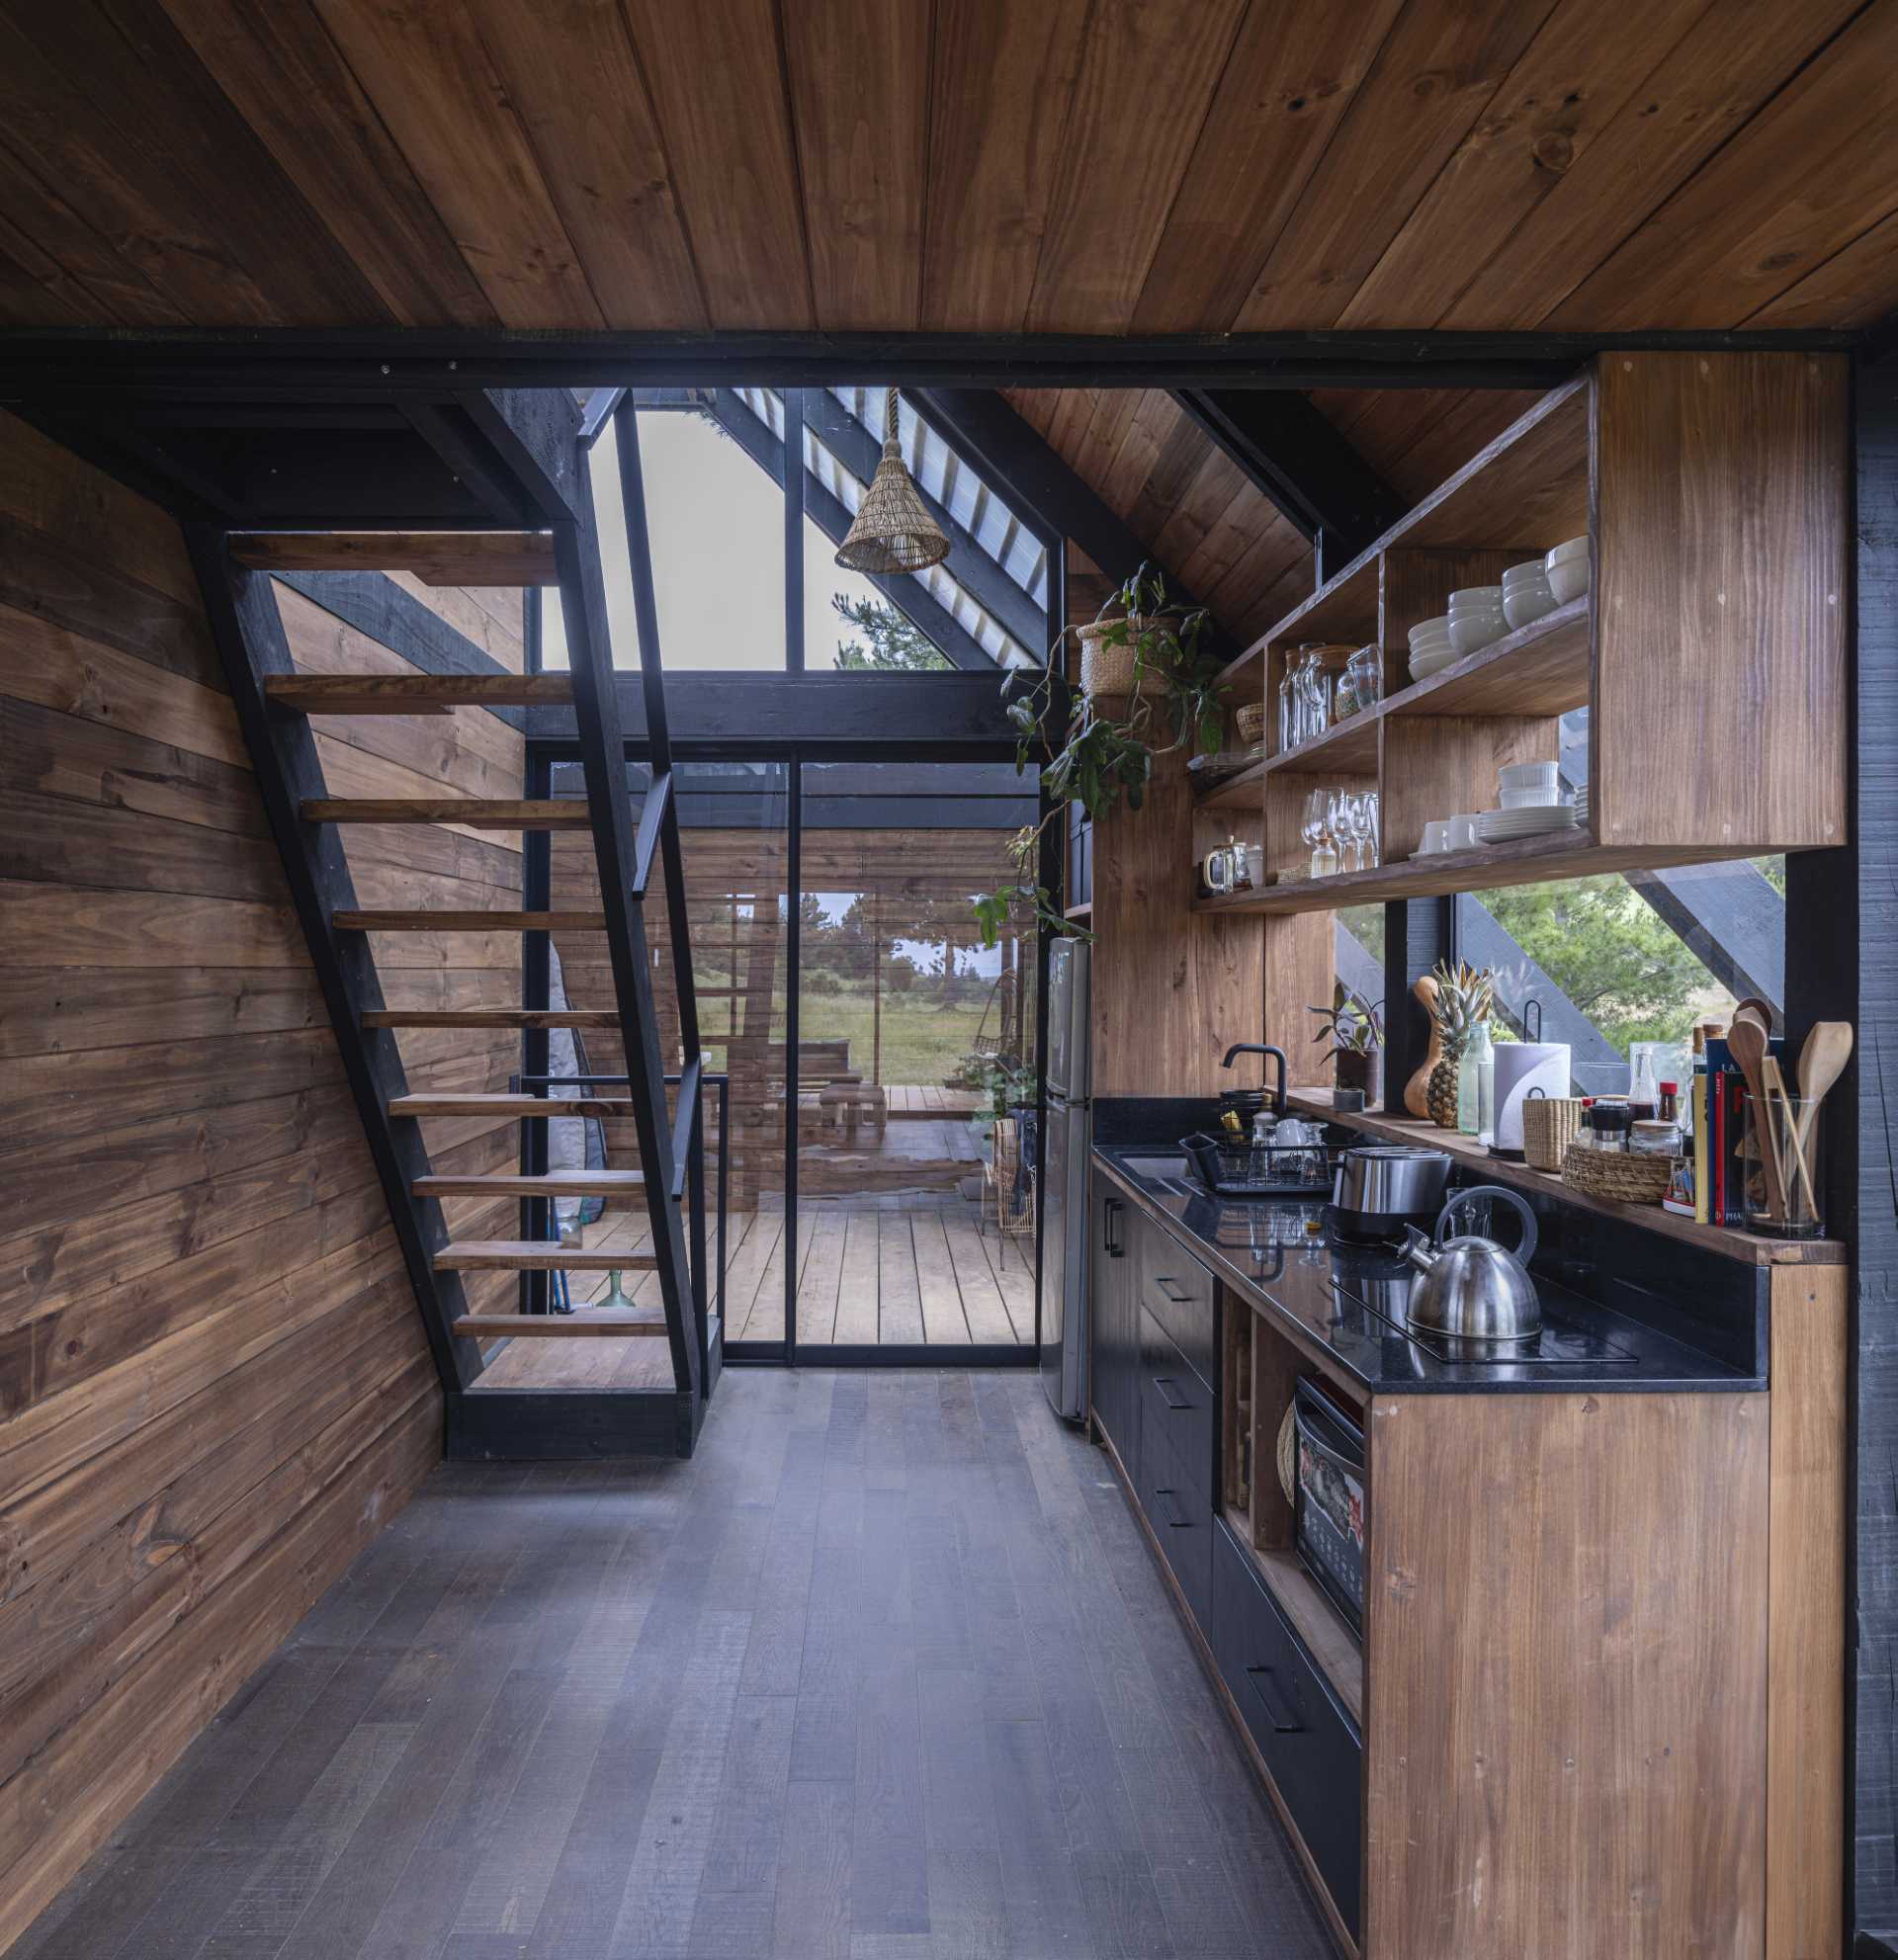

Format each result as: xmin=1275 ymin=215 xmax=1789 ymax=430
xmin=474 ymin=1199 xmax=1034 ymax=1390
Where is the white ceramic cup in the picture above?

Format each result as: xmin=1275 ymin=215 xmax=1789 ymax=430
xmin=1448 ymin=813 xmax=1480 ymax=850
xmin=1419 ymin=819 xmax=1450 ymax=855
xmin=1499 ymin=760 xmax=1561 ymax=790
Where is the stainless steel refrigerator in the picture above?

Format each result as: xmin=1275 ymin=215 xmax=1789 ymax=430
xmin=1040 ymin=937 xmax=1090 ymax=1418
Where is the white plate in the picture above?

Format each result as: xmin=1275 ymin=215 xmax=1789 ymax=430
xmin=1476 ymin=808 xmax=1581 ymax=842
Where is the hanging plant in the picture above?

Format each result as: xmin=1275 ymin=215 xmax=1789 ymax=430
xmin=974 ymin=564 xmax=1224 ymax=947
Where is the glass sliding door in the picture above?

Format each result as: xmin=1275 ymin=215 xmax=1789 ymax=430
xmin=793 ymin=759 xmax=1040 ymax=1355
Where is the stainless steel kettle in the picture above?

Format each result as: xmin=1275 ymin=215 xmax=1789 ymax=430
xmin=1401 ymin=1184 xmax=1541 ymax=1341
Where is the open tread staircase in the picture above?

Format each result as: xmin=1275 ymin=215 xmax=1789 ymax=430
xmin=191 ymin=387 xmax=715 ymax=1460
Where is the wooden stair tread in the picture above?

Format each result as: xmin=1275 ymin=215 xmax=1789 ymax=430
xmin=453 ymin=1314 xmax=669 ymax=1338
xmin=413 ymin=1172 xmax=649 ymax=1197
xmin=334 ymin=909 xmax=608 ymax=932
xmin=435 ymin=1240 xmax=660 ymax=1271
xmin=363 ymin=1009 xmax=619 ymax=1029
xmin=302 ymin=799 xmax=591 ymax=828
xmin=390 ymin=1093 xmax=633 ymax=1118
xmin=232 ymin=532 xmax=558 ymax=585
xmin=267 ymin=673 xmax=572 ymax=716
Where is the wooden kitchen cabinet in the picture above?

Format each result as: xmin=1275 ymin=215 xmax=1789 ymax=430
xmin=1087 ymin=1176 xmax=1139 ymax=1482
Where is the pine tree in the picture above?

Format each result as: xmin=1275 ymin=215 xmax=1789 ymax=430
xmin=831 ymin=593 xmax=953 ymax=672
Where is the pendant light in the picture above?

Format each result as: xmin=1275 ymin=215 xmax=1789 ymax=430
xmin=834 ymin=386 xmax=950 ymax=574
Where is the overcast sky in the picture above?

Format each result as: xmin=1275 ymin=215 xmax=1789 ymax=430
xmin=540 ymin=409 xmax=890 ymax=672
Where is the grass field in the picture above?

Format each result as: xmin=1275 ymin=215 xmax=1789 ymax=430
xmin=695 ymin=980 xmax=1023 ymax=1085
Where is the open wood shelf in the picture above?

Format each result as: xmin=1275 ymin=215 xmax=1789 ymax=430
xmin=1206 ymin=598 xmax=1593 ymax=806
xmin=1191 ymin=826 xmax=1724 ymax=914
xmin=1195 ymin=757 xmax=1268 ymax=810
xmin=1286 ymin=1088 xmax=1845 ymax=1268
xmin=1215 ymin=378 xmax=1592 ymax=689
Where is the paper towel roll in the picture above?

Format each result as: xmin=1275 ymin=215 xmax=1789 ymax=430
xmin=1493 ymin=1043 xmax=1572 ymax=1152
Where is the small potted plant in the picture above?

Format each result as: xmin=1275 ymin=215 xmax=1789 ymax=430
xmin=1311 ymin=998 xmax=1384 ymax=1112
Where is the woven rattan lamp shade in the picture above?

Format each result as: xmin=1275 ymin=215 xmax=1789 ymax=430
xmin=834 ymin=387 xmax=950 ymax=574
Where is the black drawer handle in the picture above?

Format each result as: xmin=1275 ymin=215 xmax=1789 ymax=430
xmin=1246 ymin=1666 xmax=1302 ymax=1734
xmin=1151 ymin=1486 xmax=1194 ymax=1530
xmin=1104 ymin=1197 xmax=1125 ymax=1259
xmin=1153 ymin=1275 xmax=1193 ymax=1304
xmin=1153 ymin=1376 xmax=1192 ymax=1411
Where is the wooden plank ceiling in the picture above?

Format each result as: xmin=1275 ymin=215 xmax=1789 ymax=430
xmin=0 ymin=0 xmax=1887 ymax=339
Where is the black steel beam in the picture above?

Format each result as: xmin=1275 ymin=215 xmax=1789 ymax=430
xmin=0 ymin=327 xmax=1857 ymax=400
xmin=1626 ymin=862 xmax=1787 ymax=1019
xmin=187 ymin=528 xmax=481 ymax=1394
xmin=1174 ymin=388 xmax=1407 ymax=580
xmin=916 ymin=388 xmax=1218 ymax=642
xmin=272 ymin=568 xmax=525 ymax=725
xmin=707 ymin=386 xmax=999 ymax=671
xmin=526 ymin=670 xmax=1025 ymax=747
xmin=802 ymin=389 xmax=1048 ymax=653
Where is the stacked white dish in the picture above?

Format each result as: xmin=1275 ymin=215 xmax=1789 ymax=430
xmin=1408 ymin=614 xmax=1456 ymax=681
xmin=1501 ymin=557 xmax=1556 ymax=630
xmin=1446 ymin=584 xmax=1507 ymax=655
xmin=1546 ymin=535 xmax=1590 ymax=605
xmin=1474 ymin=759 xmax=1579 ymax=842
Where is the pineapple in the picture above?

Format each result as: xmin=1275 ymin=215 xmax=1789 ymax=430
xmin=1425 ymin=961 xmax=1494 ymax=1129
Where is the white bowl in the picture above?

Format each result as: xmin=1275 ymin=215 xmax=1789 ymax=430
xmin=1447 ymin=585 xmax=1503 ymax=609
xmin=1503 ymin=558 xmax=1549 ymax=583
xmin=1419 ymin=819 xmax=1450 ymax=856
xmin=1503 ymin=584 xmax=1556 ymax=631
xmin=1410 ymin=649 xmax=1459 ymax=682
xmin=1499 ymin=760 xmax=1561 ymax=790
xmin=1547 ymin=557 xmax=1589 ymax=605
xmin=1547 ymin=536 xmax=1589 ymax=565
xmin=1409 ymin=613 xmax=1451 ymax=642
xmin=1499 ymin=785 xmax=1567 ymax=809
xmin=1448 ymin=613 xmax=1505 ymax=655
xmin=1409 ymin=627 xmax=1454 ymax=653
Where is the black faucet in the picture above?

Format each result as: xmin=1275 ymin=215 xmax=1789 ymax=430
xmin=1222 ymin=1042 xmax=1288 ymax=1117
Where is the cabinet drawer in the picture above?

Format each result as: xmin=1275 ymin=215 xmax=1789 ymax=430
xmin=1136 ymin=1233 xmax=1215 ymax=1389
xmin=1139 ymin=1421 xmax=1212 ymax=1632
xmin=1138 ymin=1309 xmax=1214 ymax=1515
xmin=1212 ymin=1519 xmax=1361 ymax=1942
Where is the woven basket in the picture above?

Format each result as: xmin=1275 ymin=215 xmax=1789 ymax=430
xmin=1521 ymin=1095 xmax=1585 ymax=1171
xmin=1078 ymin=617 xmax=1164 ymax=703
xmin=1235 ymin=701 xmax=1266 ymax=747
xmin=1276 ymin=1403 xmax=1297 ymax=1506
xmin=1561 ymin=1144 xmax=1672 ymax=1206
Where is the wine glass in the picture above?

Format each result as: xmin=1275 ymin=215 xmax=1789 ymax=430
xmin=1328 ymin=788 xmax=1356 ymax=873
xmin=1302 ymin=788 xmax=1336 ymax=878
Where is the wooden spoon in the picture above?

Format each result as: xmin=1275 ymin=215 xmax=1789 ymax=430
xmin=1726 ymin=1015 xmax=1788 ymax=1223
xmin=1732 ymin=996 xmax=1773 ymax=1036
xmin=1791 ymin=1021 xmax=1855 ymax=1214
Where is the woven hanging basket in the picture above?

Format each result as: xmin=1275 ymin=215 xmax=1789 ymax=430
xmin=834 ymin=387 xmax=951 ymax=574
xmin=1078 ymin=615 xmax=1164 ymax=704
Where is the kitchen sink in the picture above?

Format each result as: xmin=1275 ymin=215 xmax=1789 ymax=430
xmin=1120 ymin=1154 xmax=1194 ymax=1180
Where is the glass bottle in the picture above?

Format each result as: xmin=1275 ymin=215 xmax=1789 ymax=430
xmin=1476 ymin=1025 xmax=1497 ymax=1146
xmin=1458 ymin=1021 xmax=1493 ymax=1136
xmin=1629 ymin=1045 xmax=1660 ymax=1123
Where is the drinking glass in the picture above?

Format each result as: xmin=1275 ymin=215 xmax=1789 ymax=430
xmin=1328 ymin=788 xmax=1357 ymax=873
xmin=1362 ymin=790 xmax=1380 ymax=868
xmin=1303 ymin=788 xmax=1337 ymax=879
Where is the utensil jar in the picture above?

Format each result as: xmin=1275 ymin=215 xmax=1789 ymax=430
xmin=1744 ymin=1091 xmax=1825 ymax=1238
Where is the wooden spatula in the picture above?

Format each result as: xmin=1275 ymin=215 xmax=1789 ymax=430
xmin=1790 ymin=1022 xmax=1855 ymax=1215
xmin=1726 ymin=1015 xmax=1788 ymax=1224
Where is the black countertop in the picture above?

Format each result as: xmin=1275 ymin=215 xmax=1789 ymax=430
xmin=1093 ymin=1144 xmax=1764 ymax=1396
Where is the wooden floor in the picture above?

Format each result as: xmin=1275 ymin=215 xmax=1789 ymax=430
xmin=12 ymin=1371 xmax=1329 ymax=1960
xmin=475 ymin=1202 xmax=1035 ymax=1391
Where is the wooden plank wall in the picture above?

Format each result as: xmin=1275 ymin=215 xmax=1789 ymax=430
xmin=0 ymin=413 xmax=522 ymax=1949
